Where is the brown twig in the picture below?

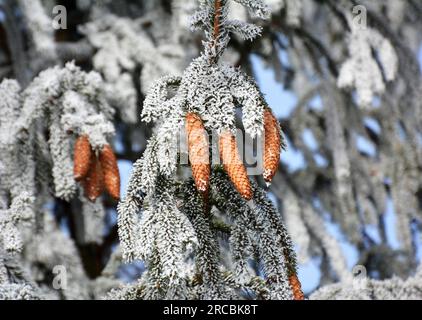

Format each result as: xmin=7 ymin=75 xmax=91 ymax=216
xmin=213 ymin=0 xmax=222 ymax=42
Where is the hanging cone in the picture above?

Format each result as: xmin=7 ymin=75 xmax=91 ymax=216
xmin=186 ymin=113 xmax=210 ymax=194
xmin=99 ymin=144 xmax=120 ymax=200
xmin=73 ymin=135 xmax=92 ymax=181
xmin=263 ymin=108 xmax=281 ymax=183
xmin=219 ymin=131 xmax=252 ymax=200
xmin=83 ymin=155 xmax=104 ymax=202
xmin=289 ymin=274 xmax=305 ymax=300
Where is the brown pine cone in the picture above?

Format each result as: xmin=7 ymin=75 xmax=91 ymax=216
xmin=289 ymin=274 xmax=305 ymax=300
xmin=263 ymin=108 xmax=281 ymax=183
xmin=83 ymin=155 xmax=104 ymax=202
xmin=219 ymin=131 xmax=253 ymax=200
xmin=73 ymin=135 xmax=92 ymax=181
xmin=186 ymin=113 xmax=210 ymax=193
xmin=99 ymin=144 xmax=120 ymax=200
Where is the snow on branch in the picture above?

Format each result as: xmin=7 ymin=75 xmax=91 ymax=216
xmin=3 ymin=62 xmax=115 ymax=201
xmin=311 ymin=268 xmax=422 ymax=300
xmin=232 ymin=0 xmax=270 ymax=19
xmin=0 ymin=193 xmax=34 ymax=254
xmin=193 ymin=0 xmax=270 ymax=59
xmin=17 ymin=0 xmax=57 ymax=66
xmin=115 ymin=0 xmax=301 ymax=300
xmin=81 ymin=13 xmax=186 ymax=123
xmin=338 ymin=27 xmax=398 ymax=107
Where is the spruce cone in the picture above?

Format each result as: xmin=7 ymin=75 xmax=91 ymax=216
xmin=73 ymin=135 xmax=92 ymax=181
xmin=219 ymin=131 xmax=252 ymax=200
xmin=99 ymin=144 xmax=120 ymax=200
xmin=289 ymin=274 xmax=305 ymax=300
xmin=83 ymin=155 xmax=104 ymax=202
xmin=186 ymin=113 xmax=210 ymax=193
xmin=263 ymin=108 xmax=281 ymax=183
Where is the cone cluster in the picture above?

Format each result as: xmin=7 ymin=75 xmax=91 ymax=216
xmin=185 ymin=108 xmax=283 ymax=200
xmin=73 ymin=135 xmax=120 ymax=202
xmin=263 ymin=108 xmax=281 ymax=184
xmin=289 ymin=274 xmax=305 ymax=300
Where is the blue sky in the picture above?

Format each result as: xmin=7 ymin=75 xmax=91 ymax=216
xmin=248 ymin=45 xmax=422 ymax=294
